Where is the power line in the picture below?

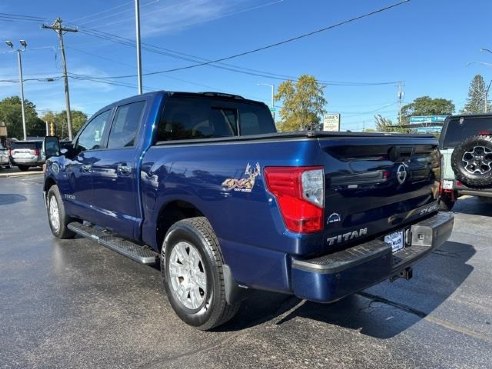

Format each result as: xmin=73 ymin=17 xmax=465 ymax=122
xmin=78 ymin=28 xmax=402 ymax=86
xmin=69 ymin=0 xmax=137 ymax=24
xmin=76 ymin=0 xmax=160 ymax=27
xmin=0 ymin=12 xmax=46 ymax=22
xmin=77 ymin=0 xmax=409 ymax=82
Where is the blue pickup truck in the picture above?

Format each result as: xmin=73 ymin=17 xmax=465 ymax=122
xmin=43 ymin=91 xmax=454 ymax=330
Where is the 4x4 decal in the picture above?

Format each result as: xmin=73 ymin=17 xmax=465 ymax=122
xmin=222 ymin=162 xmax=261 ymax=192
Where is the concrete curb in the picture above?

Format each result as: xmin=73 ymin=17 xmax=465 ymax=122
xmin=0 ymin=170 xmax=44 ymax=178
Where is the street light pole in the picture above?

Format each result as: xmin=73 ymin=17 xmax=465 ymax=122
xmin=5 ymin=40 xmax=27 ymax=141
xmin=258 ymin=83 xmax=275 ymax=122
xmin=135 ymin=0 xmax=143 ymax=94
xmin=257 ymin=83 xmax=274 ymax=108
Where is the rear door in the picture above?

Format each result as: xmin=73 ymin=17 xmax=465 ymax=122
xmin=89 ymin=100 xmax=146 ymax=239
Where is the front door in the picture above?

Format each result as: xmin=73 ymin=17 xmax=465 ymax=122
xmin=65 ymin=109 xmax=112 ymax=221
xmin=89 ymin=100 xmax=146 ymax=239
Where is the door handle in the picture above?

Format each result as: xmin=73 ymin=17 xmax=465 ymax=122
xmin=117 ymin=163 xmax=132 ymax=175
xmin=81 ymin=164 xmax=92 ymax=172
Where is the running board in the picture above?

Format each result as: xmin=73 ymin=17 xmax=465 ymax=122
xmin=67 ymin=222 xmax=159 ymax=264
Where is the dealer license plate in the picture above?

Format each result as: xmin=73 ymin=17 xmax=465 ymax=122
xmin=442 ymin=180 xmax=454 ymax=190
xmin=384 ymin=230 xmax=404 ymax=254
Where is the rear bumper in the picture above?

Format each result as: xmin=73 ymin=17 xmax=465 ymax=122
xmin=11 ymin=158 xmax=43 ymax=166
xmin=291 ymin=212 xmax=454 ymax=303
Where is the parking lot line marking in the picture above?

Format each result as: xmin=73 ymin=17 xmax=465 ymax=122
xmin=359 ymin=291 xmax=492 ymax=344
xmin=424 ymin=316 xmax=492 ymax=344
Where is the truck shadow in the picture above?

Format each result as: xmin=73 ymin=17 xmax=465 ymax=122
xmin=0 ymin=194 xmax=27 ymax=205
xmin=453 ymin=196 xmax=492 ymax=217
xmin=221 ymin=241 xmax=474 ymax=338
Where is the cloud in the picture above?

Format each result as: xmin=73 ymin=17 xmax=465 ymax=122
xmin=84 ymin=0 xmax=278 ymax=37
xmin=141 ymin=0 xmax=228 ymax=36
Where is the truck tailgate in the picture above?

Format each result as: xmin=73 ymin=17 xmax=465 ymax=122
xmin=318 ymin=136 xmax=441 ymax=251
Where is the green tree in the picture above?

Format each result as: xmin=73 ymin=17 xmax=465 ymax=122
xmin=374 ymin=114 xmax=408 ymax=133
xmin=42 ymin=110 xmax=88 ymax=138
xmin=401 ymin=96 xmax=454 ymax=124
xmin=274 ymin=74 xmax=326 ymax=131
xmin=0 ymin=96 xmax=40 ymax=139
xmin=463 ymin=74 xmax=491 ymax=114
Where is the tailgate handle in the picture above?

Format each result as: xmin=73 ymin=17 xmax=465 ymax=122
xmin=389 ymin=146 xmax=414 ymax=162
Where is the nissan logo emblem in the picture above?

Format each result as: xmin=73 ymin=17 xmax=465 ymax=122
xmin=397 ymin=163 xmax=408 ymax=184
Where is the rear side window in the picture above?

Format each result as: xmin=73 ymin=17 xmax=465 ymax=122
xmin=11 ymin=141 xmax=42 ymax=150
xmin=107 ymin=101 xmax=145 ymax=149
xmin=441 ymin=116 xmax=492 ymax=148
xmin=156 ymin=95 xmax=275 ymax=142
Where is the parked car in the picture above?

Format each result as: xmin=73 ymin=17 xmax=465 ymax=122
xmin=0 ymin=142 xmax=10 ymax=168
xmin=9 ymin=140 xmax=45 ymax=171
xmin=439 ymin=113 xmax=492 ymax=210
xmin=43 ymin=91 xmax=453 ymax=330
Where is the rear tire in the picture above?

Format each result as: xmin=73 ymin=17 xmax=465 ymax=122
xmin=18 ymin=165 xmax=29 ymax=171
xmin=47 ymin=185 xmax=75 ymax=239
xmin=161 ymin=217 xmax=240 ymax=330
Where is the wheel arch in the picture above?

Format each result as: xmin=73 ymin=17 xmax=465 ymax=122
xmin=43 ymin=176 xmax=57 ymax=204
xmin=155 ymin=200 xmax=205 ymax=252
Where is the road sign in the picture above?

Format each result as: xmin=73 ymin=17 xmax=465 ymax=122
xmin=415 ymin=126 xmax=442 ymax=134
xmin=409 ymin=115 xmax=447 ymax=124
xmin=269 ymin=107 xmax=276 ymax=112
xmin=323 ymin=114 xmax=340 ymax=132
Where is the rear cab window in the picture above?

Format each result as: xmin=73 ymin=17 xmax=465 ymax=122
xmin=11 ymin=141 xmax=42 ymax=150
xmin=440 ymin=116 xmax=492 ymax=149
xmin=156 ymin=93 xmax=276 ymax=142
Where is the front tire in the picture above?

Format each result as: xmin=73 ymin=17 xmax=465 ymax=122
xmin=47 ymin=185 xmax=75 ymax=239
xmin=161 ymin=217 xmax=240 ymax=330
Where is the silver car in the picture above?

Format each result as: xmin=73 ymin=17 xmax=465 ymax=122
xmin=0 ymin=142 xmax=9 ymax=167
xmin=9 ymin=140 xmax=45 ymax=171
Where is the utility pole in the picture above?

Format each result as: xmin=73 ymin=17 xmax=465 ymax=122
xmin=485 ymin=80 xmax=492 ymax=113
xmin=42 ymin=18 xmax=77 ymax=140
xmin=397 ymin=82 xmax=404 ymax=125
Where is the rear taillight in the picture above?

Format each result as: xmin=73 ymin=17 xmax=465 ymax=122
xmin=34 ymin=148 xmax=40 ymax=156
xmin=264 ymin=166 xmax=324 ymax=233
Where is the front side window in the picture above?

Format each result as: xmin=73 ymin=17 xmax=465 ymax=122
xmin=77 ymin=110 xmax=111 ymax=151
xmin=107 ymin=101 xmax=145 ymax=149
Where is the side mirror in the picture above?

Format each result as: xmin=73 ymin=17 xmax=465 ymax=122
xmin=43 ymin=136 xmax=60 ymax=159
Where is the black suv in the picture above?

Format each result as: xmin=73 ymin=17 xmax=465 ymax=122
xmin=439 ymin=114 xmax=492 ymax=210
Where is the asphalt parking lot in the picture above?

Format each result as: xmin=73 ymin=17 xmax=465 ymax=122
xmin=1 ymin=174 xmax=491 ymax=369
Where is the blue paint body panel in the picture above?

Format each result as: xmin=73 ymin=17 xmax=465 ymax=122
xmin=44 ymin=90 xmax=452 ymax=300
